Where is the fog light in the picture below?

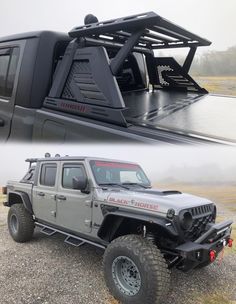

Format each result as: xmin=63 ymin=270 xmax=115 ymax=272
xmin=228 ymin=239 xmax=233 ymax=248
xmin=209 ymin=250 xmax=216 ymax=262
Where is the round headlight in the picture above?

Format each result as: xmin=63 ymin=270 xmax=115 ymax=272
xmin=181 ymin=211 xmax=193 ymax=230
xmin=167 ymin=208 xmax=175 ymax=219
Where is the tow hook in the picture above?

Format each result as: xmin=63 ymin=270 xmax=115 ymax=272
xmin=228 ymin=239 xmax=233 ymax=248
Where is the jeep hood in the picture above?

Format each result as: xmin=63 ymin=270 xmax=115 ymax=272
xmin=100 ymin=188 xmax=213 ymax=215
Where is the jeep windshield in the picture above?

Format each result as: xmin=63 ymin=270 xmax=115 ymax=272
xmin=90 ymin=160 xmax=151 ymax=188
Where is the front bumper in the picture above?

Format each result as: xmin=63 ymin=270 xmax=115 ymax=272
xmin=175 ymin=220 xmax=233 ymax=271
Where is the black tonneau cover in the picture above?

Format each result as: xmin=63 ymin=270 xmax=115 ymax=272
xmin=123 ymin=90 xmax=203 ymax=125
xmin=156 ymin=94 xmax=236 ymax=143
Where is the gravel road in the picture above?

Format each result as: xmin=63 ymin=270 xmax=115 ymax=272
xmin=0 ymin=204 xmax=235 ymax=304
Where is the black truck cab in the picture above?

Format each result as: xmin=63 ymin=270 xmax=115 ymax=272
xmin=0 ymin=31 xmax=70 ymax=141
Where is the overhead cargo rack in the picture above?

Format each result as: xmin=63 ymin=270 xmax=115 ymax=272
xmin=44 ymin=11 xmax=211 ymax=130
xmin=69 ymin=11 xmax=211 ymax=50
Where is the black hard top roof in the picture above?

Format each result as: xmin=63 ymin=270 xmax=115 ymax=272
xmin=69 ymin=11 xmax=211 ymax=50
xmin=0 ymin=31 xmax=69 ymax=43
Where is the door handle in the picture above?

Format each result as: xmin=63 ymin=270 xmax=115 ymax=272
xmin=0 ymin=118 xmax=4 ymax=127
xmin=56 ymin=195 xmax=66 ymax=201
xmin=37 ymin=192 xmax=45 ymax=197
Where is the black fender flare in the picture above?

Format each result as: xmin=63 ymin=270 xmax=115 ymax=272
xmin=98 ymin=209 xmax=178 ymax=239
xmin=7 ymin=191 xmax=33 ymax=215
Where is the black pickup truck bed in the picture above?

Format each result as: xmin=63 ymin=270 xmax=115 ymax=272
xmin=123 ymin=90 xmax=202 ymax=124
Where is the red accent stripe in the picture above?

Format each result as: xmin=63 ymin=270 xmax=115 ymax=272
xmin=95 ymin=161 xmax=139 ymax=169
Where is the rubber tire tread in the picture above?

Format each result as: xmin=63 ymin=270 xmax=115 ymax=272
xmin=8 ymin=204 xmax=34 ymax=243
xmin=103 ymin=234 xmax=170 ymax=304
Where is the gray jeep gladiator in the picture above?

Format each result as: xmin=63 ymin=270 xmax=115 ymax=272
xmin=3 ymin=155 xmax=234 ymax=304
xmin=0 ymin=11 xmax=236 ymax=145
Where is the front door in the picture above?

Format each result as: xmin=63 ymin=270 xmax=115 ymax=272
xmin=32 ymin=162 xmax=58 ymax=224
xmin=56 ymin=162 xmax=93 ymax=234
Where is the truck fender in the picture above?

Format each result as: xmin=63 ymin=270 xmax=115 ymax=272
xmin=7 ymin=191 xmax=33 ymax=215
xmin=98 ymin=210 xmax=178 ymax=240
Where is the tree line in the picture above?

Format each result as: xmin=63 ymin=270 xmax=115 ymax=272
xmin=190 ymin=45 xmax=236 ymax=76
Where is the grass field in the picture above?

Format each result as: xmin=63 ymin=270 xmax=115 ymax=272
xmin=0 ymin=194 xmax=5 ymax=205
xmin=194 ymin=76 xmax=236 ymax=96
xmin=0 ymin=194 xmax=5 ymax=202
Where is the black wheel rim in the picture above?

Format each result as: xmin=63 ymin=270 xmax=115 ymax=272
xmin=112 ymin=256 xmax=141 ymax=296
xmin=10 ymin=214 xmax=19 ymax=234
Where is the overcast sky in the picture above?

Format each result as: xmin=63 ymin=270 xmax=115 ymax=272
xmin=0 ymin=0 xmax=235 ymax=53
xmin=0 ymin=145 xmax=236 ymax=185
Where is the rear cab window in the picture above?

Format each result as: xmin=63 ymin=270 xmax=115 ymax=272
xmin=0 ymin=47 xmax=20 ymax=99
xmin=52 ymin=41 xmax=70 ymax=79
xmin=107 ymin=51 xmax=148 ymax=93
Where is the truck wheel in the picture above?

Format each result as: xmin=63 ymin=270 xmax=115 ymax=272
xmin=103 ymin=235 xmax=170 ymax=304
xmin=8 ymin=204 xmax=34 ymax=243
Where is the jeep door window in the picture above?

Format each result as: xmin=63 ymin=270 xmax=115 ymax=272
xmin=90 ymin=160 xmax=151 ymax=187
xmin=40 ymin=164 xmax=57 ymax=187
xmin=62 ymin=164 xmax=86 ymax=189
xmin=0 ymin=47 xmax=19 ymax=99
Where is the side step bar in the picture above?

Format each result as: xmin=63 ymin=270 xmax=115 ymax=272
xmin=35 ymin=222 xmax=106 ymax=250
xmin=41 ymin=227 xmax=56 ymax=236
xmin=65 ymin=236 xmax=85 ymax=247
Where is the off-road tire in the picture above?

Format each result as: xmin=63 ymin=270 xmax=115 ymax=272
xmin=8 ymin=204 xmax=34 ymax=243
xmin=103 ymin=234 xmax=170 ymax=304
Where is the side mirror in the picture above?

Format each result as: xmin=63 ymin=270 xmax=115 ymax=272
xmin=72 ymin=176 xmax=88 ymax=191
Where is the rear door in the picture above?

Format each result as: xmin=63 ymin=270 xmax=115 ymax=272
xmin=56 ymin=161 xmax=93 ymax=234
xmin=32 ymin=162 xmax=58 ymax=224
xmin=0 ymin=41 xmax=24 ymax=141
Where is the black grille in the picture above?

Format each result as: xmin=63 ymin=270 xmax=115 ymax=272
xmin=182 ymin=205 xmax=214 ymax=241
xmin=189 ymin=204 xmax=212 ymax=216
